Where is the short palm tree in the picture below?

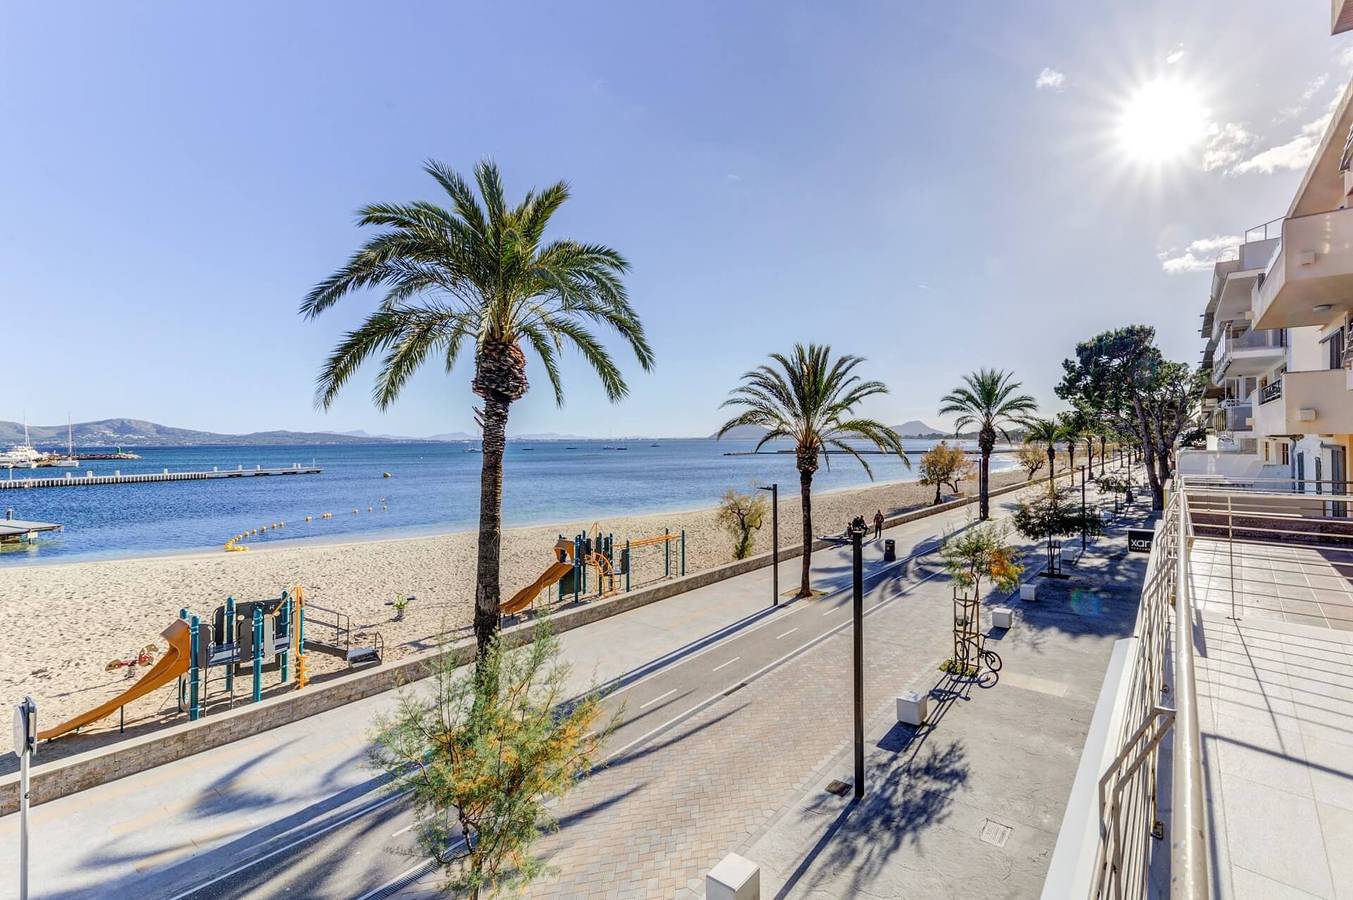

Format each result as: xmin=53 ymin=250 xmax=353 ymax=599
xmin=1058 ymin=412 xmax=1081 ymax=475
xmin=1024 ymin=417 xmax=1067 ymax=495
xmin=301 ymin=159 xmax=654 ymax=658
xmin=939 ymin=369 xmax=1037 ymax=520
xmin=717 ymin=344 xmax=907 ymax=598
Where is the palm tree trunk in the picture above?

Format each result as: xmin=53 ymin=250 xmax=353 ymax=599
xmin=1099 ymin=436 xmax=1106 ymax=478
xmin=979 ymin=448 xmax=991 ymax=520
xmin=1068 ymin=444 xmax=1075 ymax=477
xmin=474 ymin=395 xmax=510 ymax=658
xmin=798 ymin=468 xmax=814 ymax=597
xmin=1046 ymin=447 xmax=1055 ymax=494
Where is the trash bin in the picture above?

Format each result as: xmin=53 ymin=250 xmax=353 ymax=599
xmin=883 ymin=538 xmax=896 ymax=562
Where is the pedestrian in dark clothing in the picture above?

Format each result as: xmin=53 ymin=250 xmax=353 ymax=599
xmin=873 ymin=510 xmax=884 ymax=540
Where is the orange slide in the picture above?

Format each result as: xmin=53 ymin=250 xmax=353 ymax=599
xmin=500 ymin=561 xmax=573 ymax=616
xmin=38 ymin=619 xmax=191 ymax=741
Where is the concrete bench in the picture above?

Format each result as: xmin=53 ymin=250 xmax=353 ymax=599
xmin=991 ymin=607 xmax=1014 ymax=629
xmin=896 ymin=690 xmax=928 ymax=726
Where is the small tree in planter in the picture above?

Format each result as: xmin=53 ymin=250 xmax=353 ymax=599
xmin=716 ymin=488 xmax=768 ymax=560
xmin=370 ymin=624 xmax=611 ymax=899
xmin=941 ymin=523 xmax=1023 ymax=675
xmin=918 ymin=442 xmax=973 ymax=505
xmin=1016 ymin=444 xmax=1046 ymax=482
xmin=1011 ymin=488 xmax=1103 ymax=577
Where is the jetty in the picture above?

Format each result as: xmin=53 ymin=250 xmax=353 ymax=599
xmin=0 ymin=515 xmax=62 ymax=544
xmin=0 ymin=464 xmax=322 ymax=490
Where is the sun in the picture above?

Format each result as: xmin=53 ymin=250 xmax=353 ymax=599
xmin=1116 ymin=77 xmax=1210 ymax=164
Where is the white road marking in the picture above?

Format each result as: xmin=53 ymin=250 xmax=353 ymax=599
xmin=167 ymin=790 xmax=407 ymax=900
xmin=711 ymin=656 xmax=740 ymax=673
xmin=775 ymin=628 xmax=799 ymax=640
xmin=639 ymin=688 xmax=678 ymax=710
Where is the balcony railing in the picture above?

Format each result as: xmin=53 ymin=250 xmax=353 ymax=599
xmin=1258 ymin=379 xmax=1284 ymax=405
xmin=1223 ymin=402 xmax=1253 ymax=432
xmin=1225 ymin=328 xmax=1284 ymax=352
xmin=1090 ymin=489 xmax=1206 ymax=897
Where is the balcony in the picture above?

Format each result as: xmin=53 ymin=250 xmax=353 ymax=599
xmin=1218 ymin=400 xmax=1253 ymax=433
xmin=1253 ymin=369 xmax=1353 ymax=434
xmin=1212 ymin=327 xmax=1285 ymax=380
xmin=1202 ymin=237 xmax=1279 ymax=336
xmin=1336 ymin=0 xmax=1353 ymax=34
xmin=1253 ymin=206 xmax=1353 ymax=329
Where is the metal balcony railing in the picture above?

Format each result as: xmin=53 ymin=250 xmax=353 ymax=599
xmin=1091 ymin=488 xmax=1207 ymax=898
xmin=1223 ymin=403 xmax=1252 ymax=432
xmin=1258 ymin=379 xmax=1283 ymax=405
xmin=1225 ymin=328 xmax=1284 ymax=352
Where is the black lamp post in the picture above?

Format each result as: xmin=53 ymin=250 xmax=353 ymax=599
xmin=849 ymin=518 xmax=868 ymax=799
xmin=1080 ymin=465 xmax=1087 ymax=551
xmin=758 ymin=483 xmax=779 ymax=607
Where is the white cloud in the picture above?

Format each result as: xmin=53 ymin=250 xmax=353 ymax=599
xmin=1159 ymin=235 xmax=1243 ymax=273
xmin=1229 ymin=111 xmax=1332 ymax=175
xmin=1035 ymin=67 xmax=1066 ymax=91
xmin=1201 ymin=122 xmax=1255 ymax=172
xmin=1166 ymin=44 xmax=1185 ymax=65
xmin=1342 ymin=45 xmax=1353 ymax=69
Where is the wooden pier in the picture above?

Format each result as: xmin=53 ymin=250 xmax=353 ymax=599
xmin=0 ymin=465 xmax=322 ymax=490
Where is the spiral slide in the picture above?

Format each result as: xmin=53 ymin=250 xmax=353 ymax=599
xmin=37 ymin=619 xmax=191 ymax=741
xmin=501 ymin=561 xmax=574 ymax=616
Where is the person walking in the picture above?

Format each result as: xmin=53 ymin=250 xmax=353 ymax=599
xmin=873 ymin=509 xmax=884 ymax=540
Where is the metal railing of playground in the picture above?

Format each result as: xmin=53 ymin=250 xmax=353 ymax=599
xmin=1090 ymin=486 xmax=1208 ymax=899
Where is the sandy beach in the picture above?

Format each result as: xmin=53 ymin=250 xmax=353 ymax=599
xmin=1 ymin=463 xmax=1062 ymax=744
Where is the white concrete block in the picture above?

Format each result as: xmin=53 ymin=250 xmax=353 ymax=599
xmin=896 ymin=691 xmax=928 ymax=726
xmin=707 ymin=853 xmax=760 ymax=900
xmin=991 ymin=607 xmax=1014 ymax=629
xmin=1020 ymin=582 xmax=1038 ymax=601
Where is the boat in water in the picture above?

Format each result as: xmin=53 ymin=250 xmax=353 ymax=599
xmin=0 ymin=420 xmax=43 ymax=469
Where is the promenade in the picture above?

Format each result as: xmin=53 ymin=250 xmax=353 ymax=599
xmin=0 ymin=471 xmax=1144 ymax=898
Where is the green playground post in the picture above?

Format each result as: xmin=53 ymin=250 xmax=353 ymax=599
xmin=681 ymin=530 xmax=686 ymax=575
xmin=252 ymin=607 xmax=264 ymax=703
xmin=188 ymin=615 xmax=201 ymax=721
xmin=224 ymin=597 xmax=235 ymax=692
xmin=280 ymin=595 xmax=290 ymax=683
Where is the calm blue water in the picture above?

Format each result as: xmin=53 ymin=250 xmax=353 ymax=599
xmin=0 ymin=439 xmax=1014 ymax=564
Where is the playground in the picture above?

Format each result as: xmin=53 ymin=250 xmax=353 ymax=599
xmin=29 ymin=586 xmax=383 ymax=748
xmin=500 ymin=523 xmax=687 ymax=617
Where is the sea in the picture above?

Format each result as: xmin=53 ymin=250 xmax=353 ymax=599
xmin=0 ymin=439 xmax=1015 ymax=565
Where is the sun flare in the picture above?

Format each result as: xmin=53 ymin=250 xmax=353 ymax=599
xmin=1116 ymin=77 xmax=1210 ymax=164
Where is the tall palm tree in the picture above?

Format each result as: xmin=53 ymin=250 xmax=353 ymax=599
xmin=1057 ymin=412 xmax=1080 ymax=476
xmin=1024 ymin=417 xmax=1066 ymax=495
xmin=301 ymin=159 xmax=654 ymax=658
xmin=717 ymin=344 xmax=907 ymax=598
xmin=939 ymin=369 xmax=1037 ymax=520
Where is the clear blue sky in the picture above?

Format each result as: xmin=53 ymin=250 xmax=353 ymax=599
xmin=3 ymin=1 xmax=1345 ymax=437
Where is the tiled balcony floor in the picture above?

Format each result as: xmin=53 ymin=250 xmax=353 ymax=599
xmin=1190 ymin=539 xmax=1353 ymax=631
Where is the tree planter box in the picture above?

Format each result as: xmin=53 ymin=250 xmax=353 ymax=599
xmin=897 ymin=690 xmax=928 ymax=726
xmin=707 ymin=853 xmax=760 ymax=900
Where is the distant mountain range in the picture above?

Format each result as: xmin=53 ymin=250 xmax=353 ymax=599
xmin=0 ymin=419 xmax=652 ymax=447
xmin=711 ymin=420 xmax=966 ymax=440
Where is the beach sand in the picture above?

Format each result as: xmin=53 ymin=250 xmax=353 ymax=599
xmin=1 ymin=462 xmax=1063 ymax=748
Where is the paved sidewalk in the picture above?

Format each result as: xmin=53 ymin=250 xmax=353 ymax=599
xmin=744 ymin=504 xmax=1150 ymax=898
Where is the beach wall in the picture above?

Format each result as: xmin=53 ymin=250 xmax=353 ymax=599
xmin=0 ymin=465 xmax=1076 ymax=815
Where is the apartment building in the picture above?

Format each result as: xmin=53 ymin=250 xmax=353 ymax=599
xmin=1195 ymin=65 xmax=1353 ymax=491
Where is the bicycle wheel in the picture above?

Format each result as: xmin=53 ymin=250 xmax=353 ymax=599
xmin=982 ymin=649 xmax=1003 ymax=673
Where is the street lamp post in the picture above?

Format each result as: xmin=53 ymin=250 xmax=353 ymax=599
xmin=849 ymin=519 xmax=867 ymax=799
xmin=758 ymin=484 xmax=779 ymax=607
xmin=1079 ymin=465 xmax=1087 ymax=551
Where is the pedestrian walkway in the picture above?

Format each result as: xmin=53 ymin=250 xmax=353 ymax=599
xmin=736 ymin=502 xmax=1151 ymax=897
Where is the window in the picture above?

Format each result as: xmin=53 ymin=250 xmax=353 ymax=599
xmin=1280 ymin=443 xmax=1290 ymax=465
xmin=1330 ymin=328 xmax=1345 ymax=370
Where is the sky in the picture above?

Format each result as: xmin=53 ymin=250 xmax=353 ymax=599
xmin=3 ymin=1 xmax=1349 ymax=438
